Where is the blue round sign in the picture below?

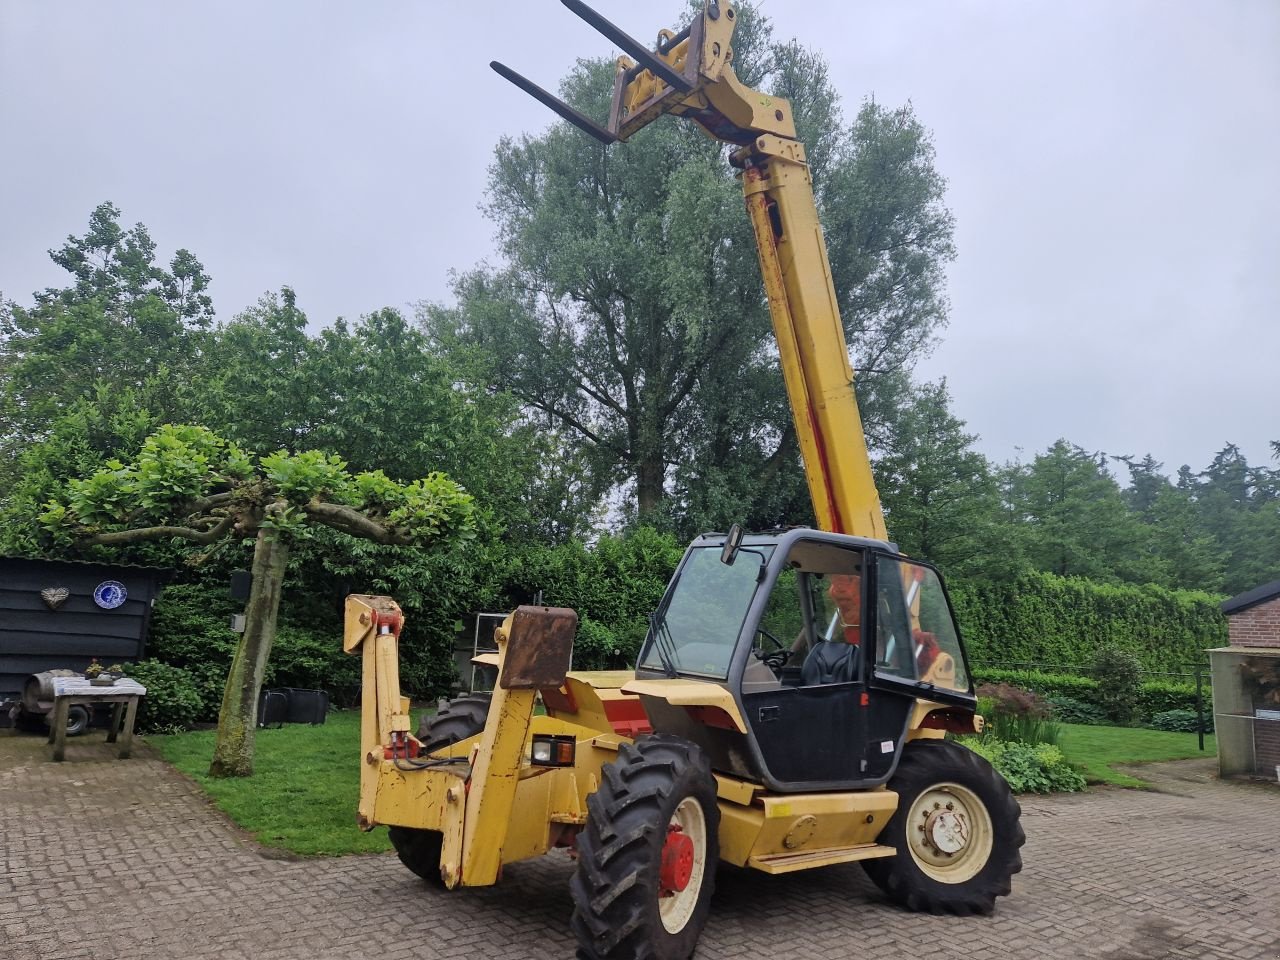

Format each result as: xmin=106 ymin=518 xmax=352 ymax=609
xmin=93 ymin=580 xmax=127 ymax=610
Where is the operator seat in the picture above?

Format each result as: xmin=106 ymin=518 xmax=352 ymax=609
xmin=800 ymin=640 xmax=859 ymax=685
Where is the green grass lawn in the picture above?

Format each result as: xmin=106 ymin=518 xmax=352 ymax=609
xmin=1057 ymin=722 xmax=1215 ymax=788
xmin=150 ymin=709 xmax=389 ymax=856
xmin=150 ymin=710 xmax=1218 ymax=857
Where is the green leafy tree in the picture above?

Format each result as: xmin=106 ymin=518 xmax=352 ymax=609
xmin=1001 ymin=440 xmax=1151 ymax=583
xmin=425 ymin=5 xmax=955 ymax=527
xmin=42 ymin=425 xmax=475 ymax=777
xmin=876 ymin=379 xmax=1012 ymax=579
xmin=1195 ymin=443 xmax=1280 ymax=593
xmin=193 ymin=290 xmax=597 ymax=543
xmin=1118 ymin=454 xmax=1224 ymax=591
xmin=0 ymin=203 xmax=212 ymax=533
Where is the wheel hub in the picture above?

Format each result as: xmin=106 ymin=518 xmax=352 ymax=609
xmin=659 ymin=825 xmax=695 ymax=894
xmin=923 ymin=808 xmax=969 ymax=855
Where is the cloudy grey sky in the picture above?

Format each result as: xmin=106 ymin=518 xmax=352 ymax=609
xmin=2 ymin=1 xmax=1277 ymax=477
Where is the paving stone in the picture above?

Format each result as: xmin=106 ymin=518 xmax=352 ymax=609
xmin=1 ymin=730 xmax=1278 ymax=960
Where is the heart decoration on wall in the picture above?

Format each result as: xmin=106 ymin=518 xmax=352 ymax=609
xmin=41 ymin=587 xmax=70 ymax=610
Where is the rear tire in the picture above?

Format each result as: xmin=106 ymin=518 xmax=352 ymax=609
xmin=392 ymin=693 xmax=492 ymax=887
xmin=571 ymin=735 xmax=719 ymax=960
xmin=388 ymin=826 xmax=447 ymax=887
xmin=863 ymin=739 xmax=1024 ymax=915
xmin=416 ymin=693 xmax=491 ymax=753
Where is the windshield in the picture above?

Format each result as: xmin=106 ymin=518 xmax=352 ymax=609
xmin=637 ymin=544 xmax=773 ymax=679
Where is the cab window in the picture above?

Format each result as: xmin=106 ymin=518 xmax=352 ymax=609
xmin=874 ymin=555 xmax=970 ymax=693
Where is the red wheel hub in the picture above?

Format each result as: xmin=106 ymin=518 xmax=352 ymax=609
xmin=659 ymin=825 xmax=695 ymax=895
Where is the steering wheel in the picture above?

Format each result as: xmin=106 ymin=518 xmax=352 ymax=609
xmin=754 ymin=627 xmax=791 ymax=670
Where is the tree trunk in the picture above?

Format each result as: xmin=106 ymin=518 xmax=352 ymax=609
xmin=636 ymin=457 xmax=665 ymax=516
xmin=209 ymin=527 xmax=289 ymax=778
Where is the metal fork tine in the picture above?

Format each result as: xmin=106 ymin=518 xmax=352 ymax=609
xmin=489 ymin=61 xmax=619 ymax=145
xmin=560 ymin=0 xmax=694 ymax=93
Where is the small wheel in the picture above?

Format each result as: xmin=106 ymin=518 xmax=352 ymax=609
xmin=416 ymin=692 xmax=491 ymax=753
xmin=43 ymin=705 xmax=91 ymax=737
xmin=863 ymin=739 xmax=1024 ymax=915
xmin=65 ymin=705 xmax=91 ymax=737
xmin=392 ymin=693 xmax=492 ymax=887
xmin=571 ymin=735 xmax=719 ymax=960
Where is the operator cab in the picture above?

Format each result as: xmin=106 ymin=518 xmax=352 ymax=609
xmin=635 ymin=527 xmax=976 ymax=792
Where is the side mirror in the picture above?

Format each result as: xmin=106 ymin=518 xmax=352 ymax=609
xmin=720 ymin=523 xmax=745 ymax=566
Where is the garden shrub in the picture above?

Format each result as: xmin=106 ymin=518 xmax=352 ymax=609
xmin=974 ymin=667 xmax=1204 ymax=727
xmin=123 ymin=660 xmax=204 ymax=733
xmin=146 ymin=581 xmax=240 ymax=718
xmin=971 ymin=667 xmax=1099 ymax=699
xmin=976 ymin=683 xmax=1061 ymax=746
xmin=572 ymin=617 xmax=633 ymax=671
xmin=964 ymin=739 xmax=1086 ymax=794
xmin=1149 ymin=708 xmax=1213 ymax=734
xmin=269 ymin=624 xmax=361 ymax=705
xmin=1046 ymin=695 xmax=1109 ymax=726
xmin=1092 ymin=647 xmax=1143 ymax=724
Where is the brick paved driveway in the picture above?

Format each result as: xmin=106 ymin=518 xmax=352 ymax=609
xmin=2 ymin=730 xmax=1277 ymax=960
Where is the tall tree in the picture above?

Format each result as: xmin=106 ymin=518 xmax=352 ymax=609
xmin=1195 ymin=443 xmax=1280 ymax=593
xmin=1118 ymin=454 xmax=1224 ymax=591
xmin=42 ymin=425 xmax=475 ymax=777
xmin=1002 ymin=440 xmax=1150 ymax=583
xmin=0 ymin=203 xmax=213 ymax=511
xmin=876 ymin=379 xmax=1010 ymax=579
xmin=195 ymin=292 xmax=597 ymax=543
xmin=425 ymin=5 xmax=955 ymax=525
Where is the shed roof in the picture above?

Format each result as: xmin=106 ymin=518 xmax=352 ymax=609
xmin=0 ymin=555 xmax=172 ymax=575
xmin=1221 ymin=579 xmax=1280 ymax=616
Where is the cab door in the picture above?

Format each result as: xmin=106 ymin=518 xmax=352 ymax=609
xmin=739 ymin=541 xmax=871 ymax=789
xmin=866 ymin=552 xmax=977 ymax=779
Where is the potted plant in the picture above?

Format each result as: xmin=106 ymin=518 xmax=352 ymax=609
xmin=84 ymin=659 xmax=116 ymax=686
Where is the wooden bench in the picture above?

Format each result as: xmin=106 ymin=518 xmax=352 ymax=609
xmin=48 ymin=677 xmax=147 ymax=762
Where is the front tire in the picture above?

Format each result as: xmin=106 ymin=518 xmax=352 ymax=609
xmin=571 ymin=735 xmax=720 ymax=960
xmin=863 ymin=739 xmax=1024 ymax=915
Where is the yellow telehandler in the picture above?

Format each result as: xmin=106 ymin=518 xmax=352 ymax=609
xmin=344 ymin=4 xmax=1024 ymax=958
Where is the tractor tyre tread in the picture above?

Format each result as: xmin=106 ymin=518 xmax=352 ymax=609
xmin=416 ymin=692 xmax=492 ymax=753
xmin=387 ymin=826 xmax=446 ymax=888
xmin=392 ymin=693 xmax=492 ymax=888
xmin=863 ymin=738 xmax=1024 ymax=916
xmin=570 ymin=734 xmax=719 ymax=960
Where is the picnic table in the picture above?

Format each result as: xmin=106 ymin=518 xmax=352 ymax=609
xmin=47 ymin=677 xmax=147 ymax=762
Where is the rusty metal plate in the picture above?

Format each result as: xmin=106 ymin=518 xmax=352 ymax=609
xmin=500 ymin=606 xmax=578 ymax=690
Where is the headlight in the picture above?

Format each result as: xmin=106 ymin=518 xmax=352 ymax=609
xmin=530 ymin=734 xmax=576 ymax=767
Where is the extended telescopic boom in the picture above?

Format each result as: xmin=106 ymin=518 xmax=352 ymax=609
xmin=493 ymin=0 xmax=887 ymax=539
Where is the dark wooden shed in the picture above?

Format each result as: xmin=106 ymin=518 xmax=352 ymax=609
xmin=0 ymin=556 xmax=168 ymax=713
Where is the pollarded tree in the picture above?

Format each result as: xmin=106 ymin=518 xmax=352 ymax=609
xmin=41 ymin=425 xmax=475 ymax=777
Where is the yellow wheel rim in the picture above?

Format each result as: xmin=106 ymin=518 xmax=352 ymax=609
xmin=905 ymin=781 xmax=993 ymax=884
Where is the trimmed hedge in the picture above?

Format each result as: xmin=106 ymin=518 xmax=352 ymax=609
xmin=951 ymin=571 xmax=1226 ymax=673
xmin=972 ymin=666 xmax=1205 ymax=723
